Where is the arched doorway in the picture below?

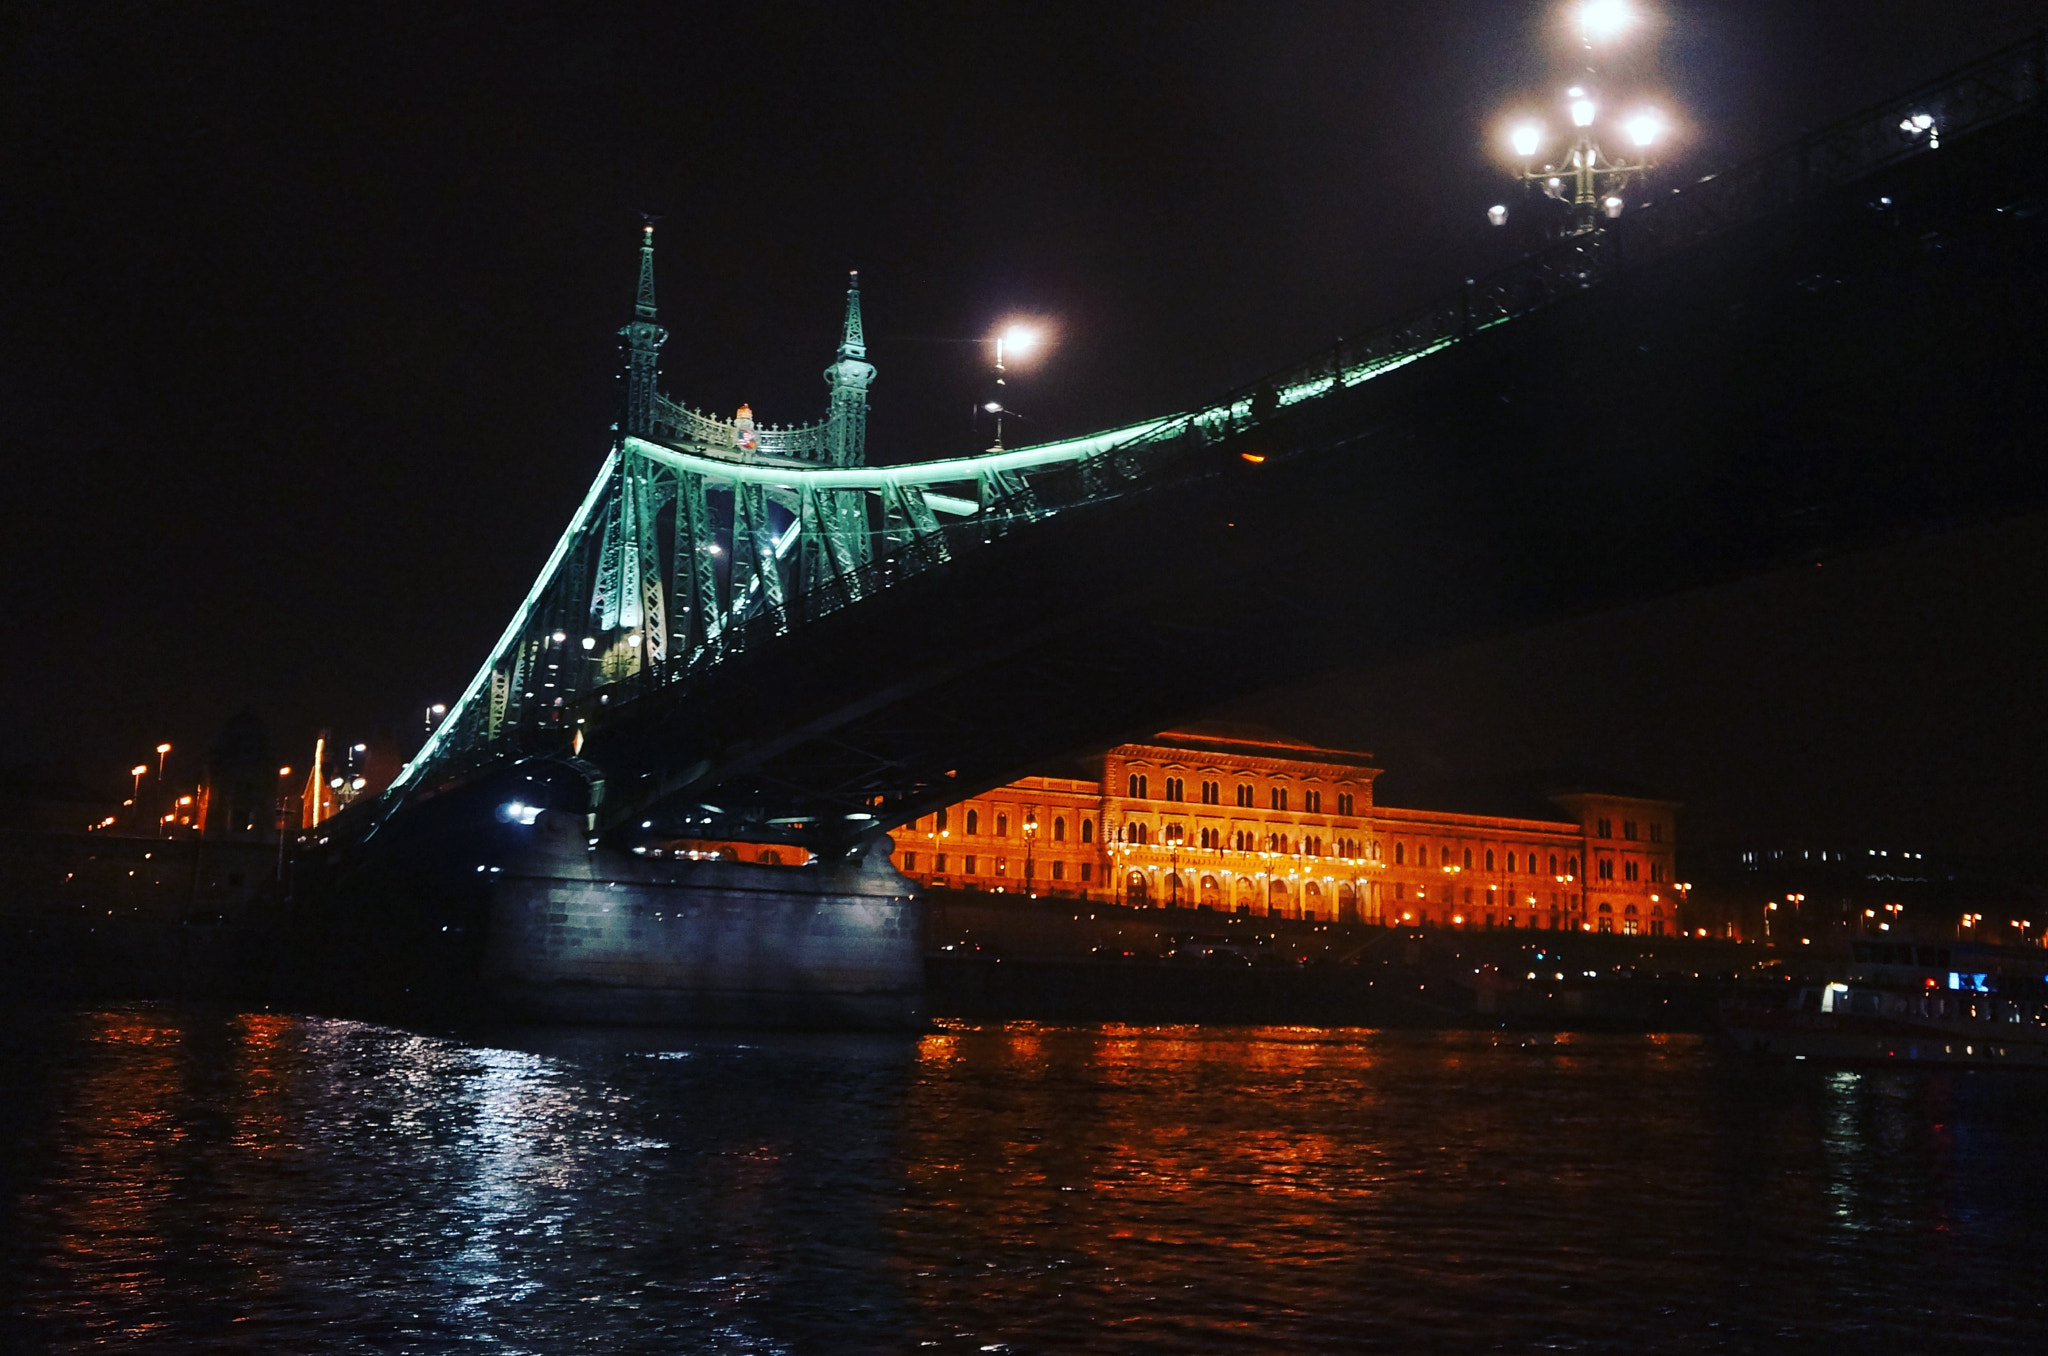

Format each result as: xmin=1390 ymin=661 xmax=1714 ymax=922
xmin=1303 ymin=880 xmax=1323 ymax=921
xmin=1236 ymin=877 xmax=1259 ymax=913
xmin=1268 ymin=878 xmax=1291 ymax=917
xmin=1337 ymin=881 xmax=1358 ymax=923
xmin=1200 ymin=875 xmax=1222 ymax=909
xmin=1127 ymin=871 xmax=1149 ymax=906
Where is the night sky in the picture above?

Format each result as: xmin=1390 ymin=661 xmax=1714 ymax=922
xmin=5 ymin=1 xmax=2047 ymax=854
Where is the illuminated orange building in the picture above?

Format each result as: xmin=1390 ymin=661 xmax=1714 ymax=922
xmin=892 ymin=725 xmax=1682 ymax=935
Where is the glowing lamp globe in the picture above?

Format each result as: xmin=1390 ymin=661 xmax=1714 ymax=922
xmin=1578 ymin=0 xmax=1633 ymax=42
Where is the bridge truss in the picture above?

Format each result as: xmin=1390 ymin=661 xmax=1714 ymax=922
xmin=389 ymin=35 xmax=2046 ymax=825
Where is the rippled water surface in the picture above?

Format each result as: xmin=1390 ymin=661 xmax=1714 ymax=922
xmin=3 ymin=1006 xmax=2045 ymax=1353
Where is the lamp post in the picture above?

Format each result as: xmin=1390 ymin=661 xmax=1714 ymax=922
xmin=1166 ymin=825 xmax=1185 ymax=910
xmin=1490 ymin=2 xmax=1666 ymax=236
xmin=987 ymin=324 xmax=1040 ymax=451
xmin=1023 ymin=808 xmax=1038 ymax=896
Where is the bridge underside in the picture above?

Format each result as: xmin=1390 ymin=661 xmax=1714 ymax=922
xmin=392 ymin=108 xmax=2048 ymax=857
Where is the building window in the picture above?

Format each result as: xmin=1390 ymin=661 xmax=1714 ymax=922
xmin=1486 ymin=849 xmax=1495 ymax=871
xmin=936 ymin=808 xmax=949 ymax=833
xmin=1083 ymin=819 xmax=1096 ymax=844
xmin=1270 ymin=788 xmax=1288 ymax=811
xmin=996 ymin=813 xmax=1008 ymax=837
xmin=1202 ymin=780 xmax=1219 ymax=804
xmin=1650 ymin=823 xmax=1663 ymax=843
xmin=1396 ymin=882 xmax=1406 ymax=900
xmin=1597 ymin=818 xmax=1612 ymax=838
xmin=1623 ymin=820 xmax=1638 ymax=841
xmin=1395 ymin=842 xmax=1405 ymax=865
xmin=1080 ymin=863 xmax=1092 ymax=882
xmin=934 ymin=853 xmax=947 ymax=872
xmin=1052 ymin=817 xmax=1065 ymax=842
xmin=1568 ymin=855 xmax=1578 ymax=876
xmin=1624 ymin=860 xmax=1638 ymax=882
xmin=1304 ymin=789 xmax=1321 ymax=813
xmin=903 ymin=851 xmax=915 ymax=871
xmin=1650 ymin=861 xmax=1663 ymax=883
xmin=1236 ymin=783 xmax=1253 ymax=807
xmin=1598 ymin=858 xmax=1614 ymax=881
xmin=1549 ymin=853 xmax=1558 ymax=875
xmin=1463 ymin=848 xmax=1473 ymax=869
xmin=1128 ymin=773 xmax=1149 ymax=799
xmin=1165 ymin=776 xmax=1184 ymax=802
xmin=995 ymin=858 xmax=1007 ymax=875
xmin=1052 ymin=860 xmax=1065 ymax=880
xmin=964 ymin=855 xmax=977 ymax=874
xmin=1337 ymin=792 xmax=1355 ymax=816
xmin=966 ymin=809 xmax=979 ymax=836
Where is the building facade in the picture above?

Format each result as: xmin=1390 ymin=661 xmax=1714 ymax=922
xmin=891 ymin=726 xmax=1682 ymax=935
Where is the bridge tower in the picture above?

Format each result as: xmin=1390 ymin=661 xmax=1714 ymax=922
xmin=824 ymin=271 xmax=875 ymax=467
xmin=620 ymin=219 xmax=667 ymax=438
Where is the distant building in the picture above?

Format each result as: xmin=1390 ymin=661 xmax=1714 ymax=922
xmin=890 ymin=725 xmax=1682 ymax=934
xmin=1686 ymin=842 xmax=2043 ymax=947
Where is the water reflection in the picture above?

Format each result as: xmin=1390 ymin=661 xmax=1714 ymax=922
xmin=3 ymin=1008 xmax=2046 ymax=1353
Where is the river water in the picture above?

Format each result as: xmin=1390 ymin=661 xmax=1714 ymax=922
xmin=2 ymin=1005 xmax=2042 ymax=1353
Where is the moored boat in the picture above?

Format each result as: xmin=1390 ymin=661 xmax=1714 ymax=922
xmin=1721 ymin=938 xmax=2048 ymax=1068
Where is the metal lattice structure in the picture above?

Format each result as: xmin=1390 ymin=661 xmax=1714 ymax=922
xmin=391 ymin=35 xmax=2046 ymax=804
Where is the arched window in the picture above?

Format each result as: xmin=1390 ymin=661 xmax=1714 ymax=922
xmin=1463 ymin=848 xmax=1473 ymax=869
xmin=1486 ymin=849 xmax=1496 ymax=871
xmin=1395 ymin=842 xmax=1405 ymax=865
xmin=936 ymin=808 xmax=949 ymax=833
xmin=996 ymin=813 xmax=1009 ymax=838
xmin=1052 ymin=817 xmax=1066 ymax=842
xmin=1081 ymin=819 xmax=1094 ymax=844
xmin=1549 ymin=853 xmax=1558 ymax=875
xmin=966 ymin=809 xmax=979 ymax=836
xmin=1127 ymin=773 xmax=1149 ymax=799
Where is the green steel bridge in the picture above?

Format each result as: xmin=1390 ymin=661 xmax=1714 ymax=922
xmin=368 ymin=38 xmax=2048 ymax=859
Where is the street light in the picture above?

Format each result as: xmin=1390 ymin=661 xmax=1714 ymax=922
xmin=1491 ymin=4 xmax=1668 ymax=235
xmin=1576 ymin=0 xmax=1635 ymax=44
xmin=1166 ymin=824 xmax=1185 ymax=909
xmin=1023 ymin=808 xmax=1039 ymax=896
xmin=155 ymin=742 xmax=172 ymax=779
xmin=988 ymin=323 xmax=1043 ymax=451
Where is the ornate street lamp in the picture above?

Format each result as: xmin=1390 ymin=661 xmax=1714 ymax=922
xmin=1490 ymin=3 xmax=1669 ymax=236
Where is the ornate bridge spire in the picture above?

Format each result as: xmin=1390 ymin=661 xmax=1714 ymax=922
xmin=838 ymin=270 xmax=867 ymax=359
xmin=825 ymin=270 xmax=876 ymax=466
xmin=620 ymin=219 xmax=668 ymax=438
